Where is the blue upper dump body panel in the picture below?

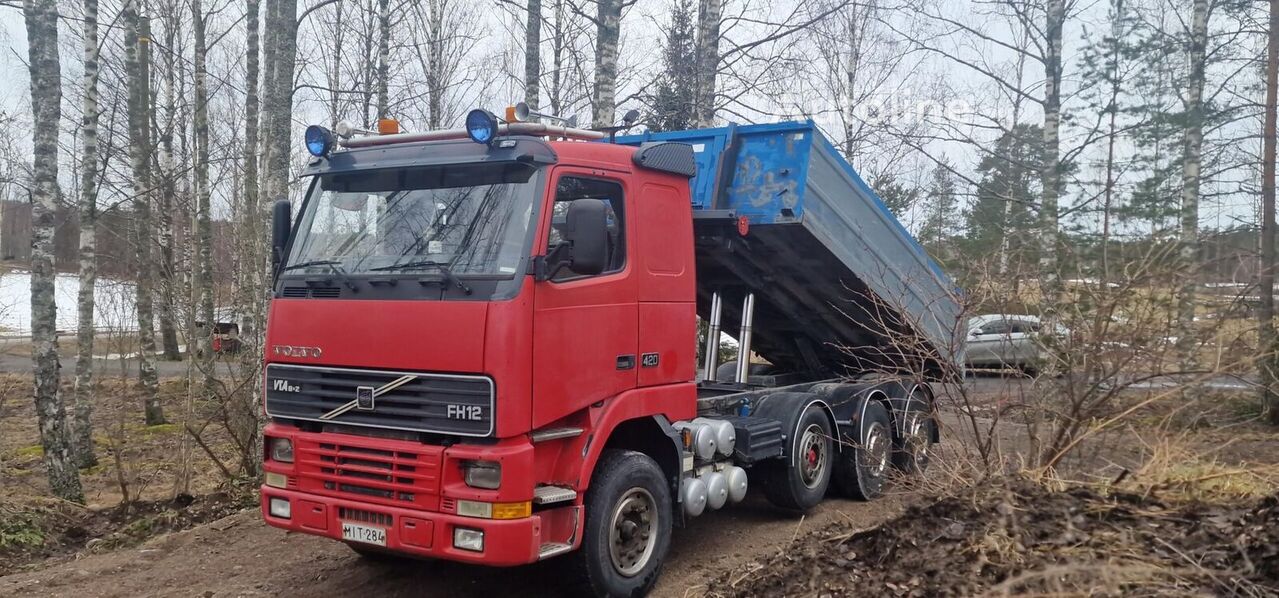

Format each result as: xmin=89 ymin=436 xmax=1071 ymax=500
xmin=616 ymin=121 xmax=962 ymax=371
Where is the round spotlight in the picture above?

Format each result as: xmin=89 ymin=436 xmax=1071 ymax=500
xmin=304 ymin=125 xmax=334 ymax=157
xmin=465 ymin=109 xmax=498 ymax=145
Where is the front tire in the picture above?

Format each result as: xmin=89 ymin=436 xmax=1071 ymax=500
xmin=761 ymin=404 xmax=834 ymax=511
xmin=833 ymin=400 xmax=892 ymax=501
xmin=570 ymin=449 xmax=672 ymax=597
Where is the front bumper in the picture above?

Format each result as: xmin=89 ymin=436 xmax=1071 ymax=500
xmin=260 ymin=487 xmax=546 ymax=566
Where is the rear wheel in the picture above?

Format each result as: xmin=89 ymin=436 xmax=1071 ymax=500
xmin=569 ymin=449 xmax=672 ymax=597
xmin=892 ymin=389 xmax=936 ymax=475
xmin=834 ymin=400 xmax=891 ymax=501
xmin=761 ymin=404 xmax=834 ymax=511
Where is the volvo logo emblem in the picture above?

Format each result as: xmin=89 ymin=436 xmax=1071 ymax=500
xmin=272 ymin=345 xmax=323 ymax=358
xmin=319 ymin=375 xmax=417 ymax=420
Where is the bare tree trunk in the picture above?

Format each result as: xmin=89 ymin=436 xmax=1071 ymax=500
xmin=693 ymin=0 xmax=720 ymax=127
xmin=240 ymin=0 xmax=263 ymax=358
xmin=156 ymin=22 xmax=181 ymax=362
xmin=1261 ymin=0 xmax=1279 ymax=425
xmin=193 ymin=0 xmax=215 ymax=393
xmin=525 ymin=0 xmax=541 ymax=110
xmin=1038 ymin=0 xmax=1064 ymax=306
xmin=426 ymin=0 xmax=443 ymax=128
xmin=125 ymin=2 xmax=164 ymax=425
xmin=25 ymin=0 xmax=86 ymax=503
xmin=591 ymin=0 xmax=620 ymax=127
xmin=262 ymin=0 xmax=297 ymax=206
xmin=73 ymin=0 xmax=101 ymax=468
xmin=374 ymin=0 xmax=390 ymax=120
xmin=1178 ymin=0 xmax=1209 ymax=357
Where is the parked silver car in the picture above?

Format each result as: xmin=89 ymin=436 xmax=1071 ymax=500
xmin=965 ymin=314 xmax=1065 ymax=372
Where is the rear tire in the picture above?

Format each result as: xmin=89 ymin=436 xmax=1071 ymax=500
xmin=892 ymin=390 xmax=936 ymax=475
xmin=761 ymin=404 xmax=834 ymax=511
xmin=833 ymin=400 xmax=892 ymax=501
xmin=569 ymin=449 xmax=672 ymax=597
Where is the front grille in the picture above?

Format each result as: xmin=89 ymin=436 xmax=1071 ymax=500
xmin=265 ymin=364 xmax=494 ymax=436
xmin=294 ymin=434 xmax=443 ymax=510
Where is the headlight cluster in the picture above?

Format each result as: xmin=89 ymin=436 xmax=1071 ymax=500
xmin=462 ymin=460 xmax=501 ymax=489
xmin=269 ymin=437 xmax=294 ymax=463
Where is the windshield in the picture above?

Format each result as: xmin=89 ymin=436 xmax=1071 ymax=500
xmin=285 ymin=162 xmax=541 ymax=278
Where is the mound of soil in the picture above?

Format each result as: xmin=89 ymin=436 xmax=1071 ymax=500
xmin=713 ymin=479 xmax=1279 ymax=597
xmin=0 ymin=491 xmax=253 ymax=575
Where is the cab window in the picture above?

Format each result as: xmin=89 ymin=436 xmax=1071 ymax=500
xmin=548 ymin=176 xmax=625 ymax=281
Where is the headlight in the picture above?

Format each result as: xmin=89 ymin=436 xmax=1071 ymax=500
xmin=453 ymin=527 xmax=484 ymax=552
xmin=462 ymin=460 xmax=501 ymax=489
xmin=269 ymin=497 xmax=291 ymax=519
xmin=270 ymin=437 xmax=294 ymax=463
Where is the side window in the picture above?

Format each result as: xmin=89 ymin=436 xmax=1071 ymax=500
xmin=980 ymin=321 xmax=1012 ymax=335
xmin=548 ymin=176 xmax=625 ymax=281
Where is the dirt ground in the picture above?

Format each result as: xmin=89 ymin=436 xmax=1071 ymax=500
xmin=711 ymin=477 xmax=1279 ymax=597
xmin=3 ymin=374 xmax=1277 ymax=597
xmin=0 ymin=490 xmax=914 ymax=598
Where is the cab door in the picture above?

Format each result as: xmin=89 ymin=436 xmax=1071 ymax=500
xmin=531 ymin=169 xmax=638 ymax=429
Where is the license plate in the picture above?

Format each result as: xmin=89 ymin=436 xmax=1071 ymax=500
xmin=342 ymin=522 xmax=387 ymax=546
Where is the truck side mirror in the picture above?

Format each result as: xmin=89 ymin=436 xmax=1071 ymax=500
xmin=271 ymin=199 xmax=293 ymax=276
xmin=564 ymin=199 xmax=609 ymax=276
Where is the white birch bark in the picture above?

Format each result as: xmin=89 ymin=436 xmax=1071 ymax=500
xmin=1038 ymin=0 xmax=1065 ymax=303
xmin=73 ymin=0 xmax=101 ymax=468
xmin=192 ymin=0 xmax=215 ymax=392
xmin=693 ymin=0 xmax=720 ymax=127
xmin=525 ymin=0 xmax=541 ymax=110
xmin=591 ymin=0 xmax=620 ymax=127
xmin=25 ymin=0 xmax=86 ymax=502
xmin=1178 ymin=0 xmax=1209 ymax=351
xmin=125 ymin=4 xmax=164 ymax=425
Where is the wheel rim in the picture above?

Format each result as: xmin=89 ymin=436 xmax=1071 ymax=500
xmin=608 ymin=487 xmax=658 ymax=577
xmin=904 ymin=412 xmax=931 ymax=467
xmin=798 ymin=423 xmax=829 ymax=489
xmin=860 ymin=421 xmax=889 ymax=478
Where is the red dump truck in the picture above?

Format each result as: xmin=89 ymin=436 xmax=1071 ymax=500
xmin=259 ymin=108 xmax=960 ymax=596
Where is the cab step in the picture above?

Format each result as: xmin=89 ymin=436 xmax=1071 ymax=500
xmin=538 ymin=542 xmax=573 ymax=560
xmin=533 ymin=485 xmax=578 ymax=505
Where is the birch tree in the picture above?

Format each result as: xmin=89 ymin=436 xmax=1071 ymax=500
xmin=525 ymin=0 xmax=542 ymax=109
xmin=693 ymin=0 xmax=719 ymax=127
xmin=1177 ymin=0 xmax=1209 ymax=348
xmin=125 ymin=2 xmax=165 ymax=425
xmin=587 ymin=0 xmax=625 ymax=126
xmin=1261 ymin=0 xmax=1278 ymax=424
xmin=192 ymin=0 xmax=215 ymax=390
xmin=73 ymin=0 xmax=102 ymax=468
xmin=25 ymin=0 xmax=86 ymax=502
xmin=1038 ymin=0 xmax=1065 ymax=303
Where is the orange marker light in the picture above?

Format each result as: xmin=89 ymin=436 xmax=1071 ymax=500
xmin=377 ymin=118 xmax=400 ymax=135
xmin=505 ymin=106 xmax=519 ymax=123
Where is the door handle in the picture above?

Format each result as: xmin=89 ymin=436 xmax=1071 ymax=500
xmin=616 ymin=355 xmax=636 ymax=370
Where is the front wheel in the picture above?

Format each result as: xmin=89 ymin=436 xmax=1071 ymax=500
xmin=570 ymin=449 xmax=672 ymax=597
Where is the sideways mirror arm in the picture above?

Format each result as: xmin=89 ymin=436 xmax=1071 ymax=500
xmin=532 ymin=244 xmax=573 ymax=282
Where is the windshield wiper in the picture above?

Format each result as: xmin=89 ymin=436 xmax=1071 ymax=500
xmin=368 ymin=260 xmax=472 ymax=295
xmin=279 ymin=260 xmax=357 ymax=291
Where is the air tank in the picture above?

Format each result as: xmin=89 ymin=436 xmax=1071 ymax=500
xmin=704 ymin=471 xmax=729 ymax=510
xmin=675 ymin=422 xmax=718 ymax=461
xmin=725 ymin=466 xmax=748 ymax=503
xmin=681 ymin=476 xmax=708 ymax=517
xmin=694 ymin=418 xmax=736 ymax=456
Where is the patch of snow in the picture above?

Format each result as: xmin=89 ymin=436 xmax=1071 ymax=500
xmin=0 ymin=271 xmax=139 ymax=335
